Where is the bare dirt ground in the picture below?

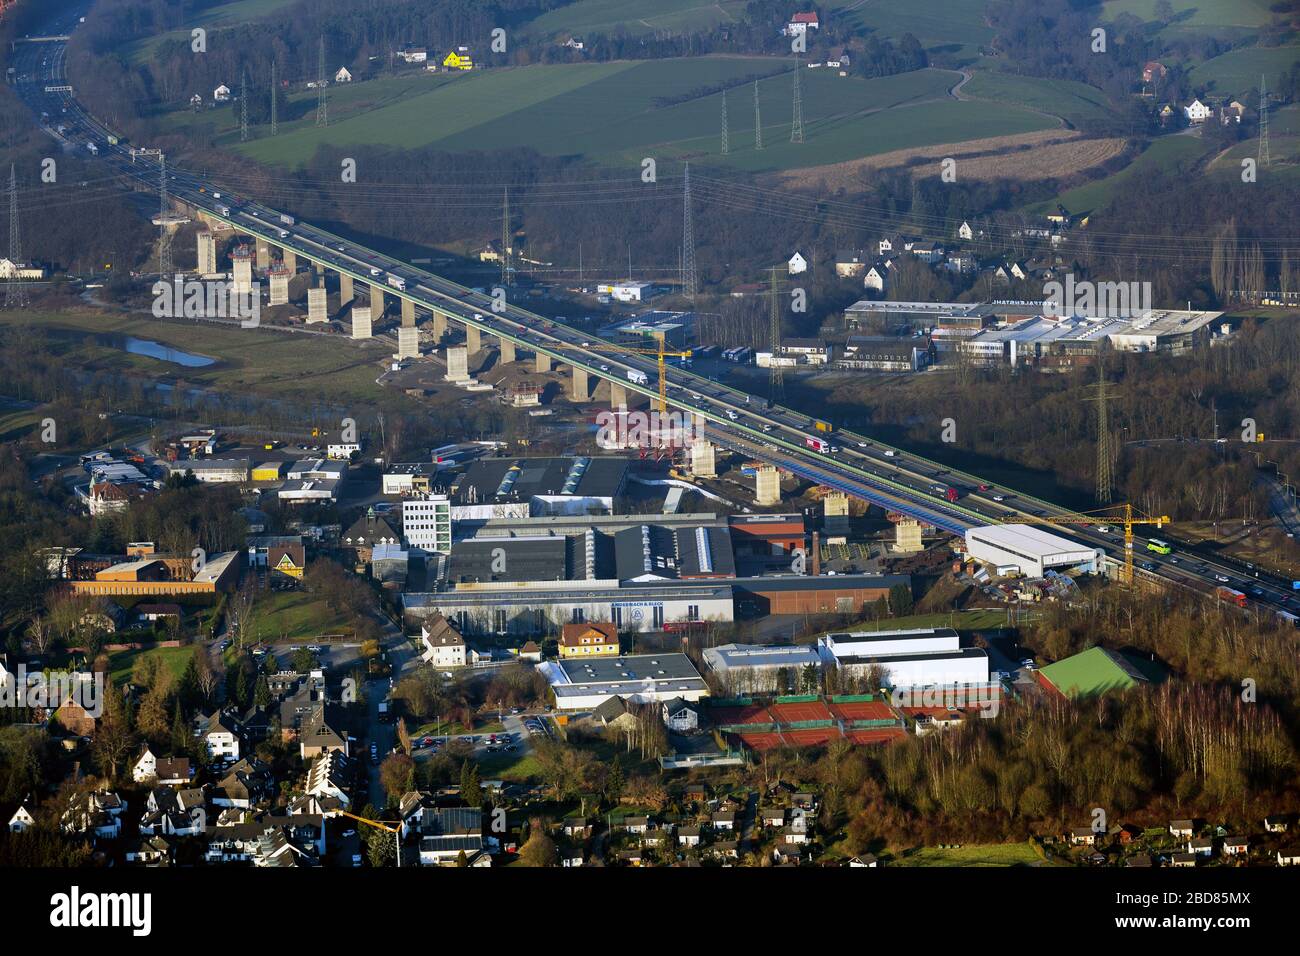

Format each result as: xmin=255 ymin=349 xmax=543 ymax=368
xmin=772 ymin=130 xmax=1126 ymax=191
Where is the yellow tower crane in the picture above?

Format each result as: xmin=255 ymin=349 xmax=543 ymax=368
xmin=540 ymin=331 xmax=691 ymax=413
xmin=998 ymin=503 xmax=1170 ymax=587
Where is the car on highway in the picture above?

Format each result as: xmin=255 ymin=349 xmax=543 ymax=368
xmin=1215 ymin=574 xmax=1231 ymax=583
xmin=884 ymin=449 xmax=897 ymax=457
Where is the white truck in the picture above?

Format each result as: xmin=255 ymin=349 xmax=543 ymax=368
xmin=626 ymin=369 xmax=648 ymax=386
xmin=279 ymin=213 xmax=295 ymax=226
xmin=387 ymin=274 xmax=406 ymax=291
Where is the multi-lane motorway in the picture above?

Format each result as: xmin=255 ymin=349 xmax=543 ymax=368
xmin=10 ymin=8 xmax=1299 ymax=622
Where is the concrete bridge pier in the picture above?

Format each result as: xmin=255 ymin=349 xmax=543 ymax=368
xmin=369 ymin=285 xmax=385 ymax=318
xmin=609 ymin=381 xmax=628 ymax=408
xmin=535 ymin=353 xmax=552 ymax=373
xmin=351 ymin=305 xmax=372 ymax=339
xmin=339 ymin=272 xmax=353 ymax=303
xmin=499 ymin=337 xmax=516 ymax=365
xmin=465 ymin=323 xmax=481 ymax=354
xmin=570 ymin=367 xmax=592 ymax=402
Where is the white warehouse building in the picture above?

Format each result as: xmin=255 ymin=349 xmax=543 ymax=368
xmin=817 ymin=628 xmax=989 ymax=689
xmin=964 ymin=524 xmax=1103 ymax=577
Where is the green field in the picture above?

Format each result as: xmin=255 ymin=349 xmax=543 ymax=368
xmin=827 ymin=0 xmax=993 ymax=63
xmin=227 ymin=58 xmax=1052 ymax=173
xmin=1188 ymin=46 xmax=1300 ymax=100
xmin=0 ymin=406 xmax=42 ymax=442
xmin=521 ymin=0 xmax=748 ymax=37
xmin=1 ymin=311 xmax=394 ymax=407
xmin=243 ymin=591 xmax=352 ymax=643
xmin=961 ymin=70 xmax=1114 ymax=128
xmin=107 ymin=644 xmax=197 ymax=686
xmin=892 ymin=842 xmax=1043 ymax=866
xmin=1025 ymin=133 xmax=1209 ymax=216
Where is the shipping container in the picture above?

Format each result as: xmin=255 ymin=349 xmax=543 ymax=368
xmin=813 ymin=419 xmax=832 ymax=433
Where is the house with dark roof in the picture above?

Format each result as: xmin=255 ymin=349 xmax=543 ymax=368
xmin=299 ymin=705 xmax=349 ymax=760
xmin=213 ymin=758 xmax=274 ymax=809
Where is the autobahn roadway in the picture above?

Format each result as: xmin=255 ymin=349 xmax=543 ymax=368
xmin=11 ymin=8 xmax=1299 ymax=623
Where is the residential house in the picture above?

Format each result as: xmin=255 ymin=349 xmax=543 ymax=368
xmin=305 ymin=750 xmax=353 ymax=811
xmin=51 ymin=694 xmax=98 ymax=737
xmin=421 ymin=614 xmax=468 ymax=668
xmin=418 ymin=806 xmax=484 ymax=866
xmin=848 ymin=854 xmax=879 ymax=867
xmin=835 ymin=249 xmax=870 ymax=278
xmin=761 ymin=807 xmax=787 ymax=828
xmin=559 ymin=621 xmax=619 ymax=659
xmin=213 ymin=84 xmax=231 ymax=102
xmin=139 ymin=787 xmax=207 ymax=837
xmin=8 ymin=798 xmax=35 ymax=833
xmin=563 ymin=816 xmax=591 ymax=839
xmin=711 ymin=810 xmax=736 ymax=831
xmin=662 ymin=696 xmax=699 ymax=733
xmin=212 ymin=758 xmax=273 ymax=809
xmin=1264 ymin=815 xmax=1290 ymax=833
xmin=826 ymin=48 xmax=850 ymax=70
xmin=1069 ymin=827 xmax=1097 ymax=846
xmin=1187 ymin=836 xmax=1214 ymax=857
xmin=61 ymin=790 xmax=125 ymax=840
xmin=592 ymin=695 xmax=642 ymax=733
xmin=1170 ymin=852 xmax=1197 ymax=868
xmin=677 ymin=825 xmax=701 ymax=847
xmin=863 ymin=265 xmax=888 ymax=293
xmin=1183 ymin=99 xmax=1212 ymax=124
xmin=334 ymin=66 xmax=352 ymax=83
xmin=203 ymin=710 xmax=243 ymax=761
xmin=1222 ymin=836 xmax=1248 ymax=857
xmin=788 ymin=251 xmax=808 ymax=275
xmin=518 ymin=640 xmax=543 ymax=662
xmin=443 ymin=49 xmax=473 ymax=70
xmin=563 ymin=37 xmax=585 ymax=51
xmin=124 ymin=835 xmax=172 ymax=866
xmin=1169 ymin=819 xmax=1196 ymax=839
xmin=1141 ymin=61 xmax=1167 ymax=84
xmin=299 ymin=705 xmax=349 ymax=760
xmin=957 ymin=221 xmax=974 ymax=241
xmin=1277 ymin=848 xmax=1300 ymax=867
xmin=910 ymin=241 xmax=945 ymax=264
xmin=618 ymin=815 xmax=650 ymax=835
xmin=1126 ymin=854 xmax=1153 ymax=868
xmin=132 ymin=746 xmax=194 ymax=785
xmin=784 ymin=11 xmax=820 ymax=35
xmin=342 ymin=512 xmax=399 ymax=566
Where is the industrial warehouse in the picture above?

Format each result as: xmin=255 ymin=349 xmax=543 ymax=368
xmin=963 ymin=524 xmax=1103 ymax=577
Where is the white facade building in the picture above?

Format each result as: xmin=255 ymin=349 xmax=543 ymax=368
xmin=964 ymin=524 xmax=1103 ymax=577
xmin=403 ymin=494 xmax=452 ymax=553
xmin=817 ymin=628 xmax=989 ymax=688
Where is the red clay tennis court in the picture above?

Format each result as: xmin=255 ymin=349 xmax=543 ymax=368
xmin=737 ymin=732 xmax=783 ymax=751
xmin=829 ymin=699 xmax=896 ymax=722
xmin=768 ymin=700 xmax=834 ymax=724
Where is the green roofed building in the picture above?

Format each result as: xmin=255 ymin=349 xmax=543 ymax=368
xmin=1038 ymin=646 xmax=1159 ymax=699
